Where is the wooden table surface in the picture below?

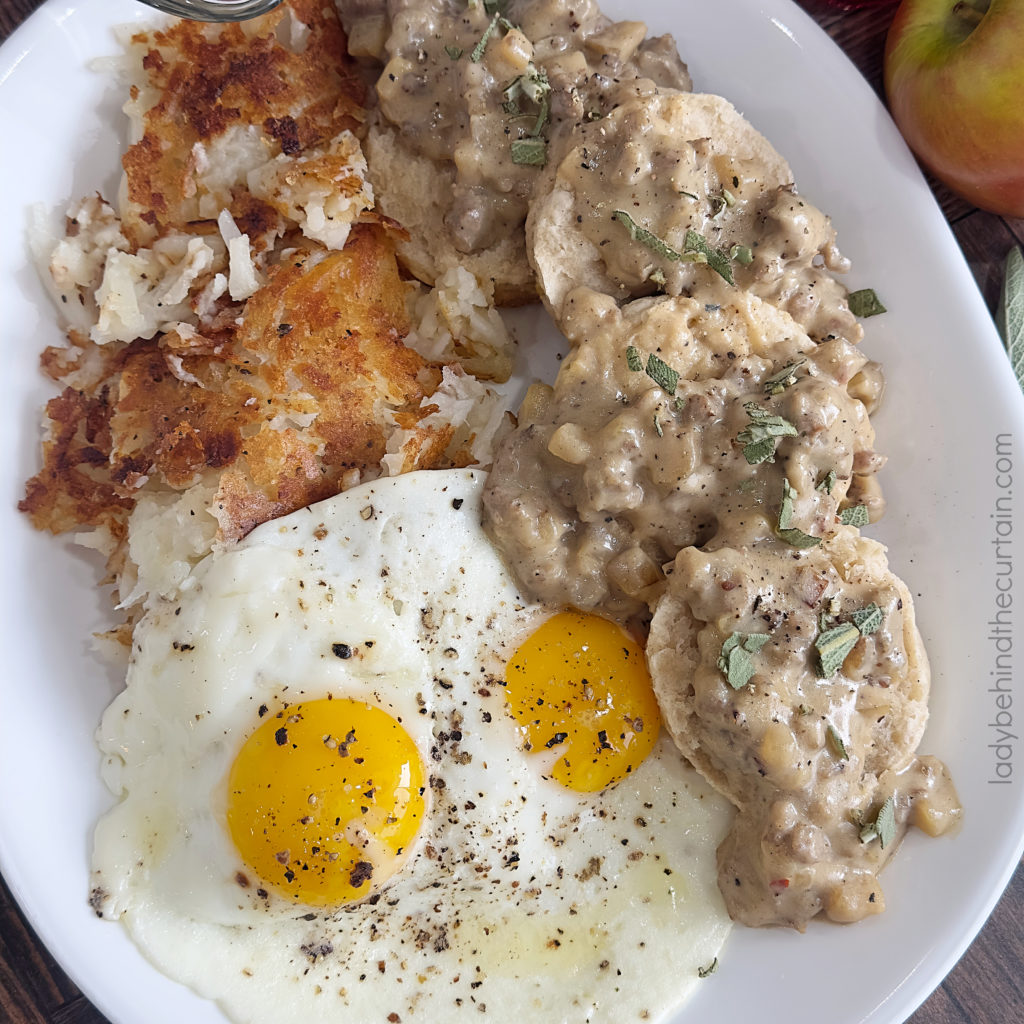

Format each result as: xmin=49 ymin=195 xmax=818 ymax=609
xmin=1 ymin=1 xmax=1021 ymax=1022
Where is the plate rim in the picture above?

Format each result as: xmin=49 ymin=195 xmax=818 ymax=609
xmin=2 ymin=2 xmax=1024 ymax=1024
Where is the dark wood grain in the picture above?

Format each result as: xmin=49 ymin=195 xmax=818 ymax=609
xmin=1 ymin=0 xmax=1021 ymax=1021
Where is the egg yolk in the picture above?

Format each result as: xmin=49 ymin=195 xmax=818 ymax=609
xmin=504 ymin=610 xmax=660 ymax=792
xmin=226 ymin=698 xmax=426 ymax=908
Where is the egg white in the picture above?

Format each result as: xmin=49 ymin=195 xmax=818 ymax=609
xmin=92 ymin=468 xmax=733 ymax=1024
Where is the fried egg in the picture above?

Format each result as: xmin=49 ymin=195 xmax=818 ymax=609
xmin=91 ymin=468 xmax=732 ymax=1024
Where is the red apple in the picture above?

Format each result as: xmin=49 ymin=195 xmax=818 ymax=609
xmin=884 ymin=0 xmax=1024 ymax=216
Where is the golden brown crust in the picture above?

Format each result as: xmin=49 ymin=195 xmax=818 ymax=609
xmin=20 ymin=225 xmax=440 ymax=544
xmin=121 ymin=0 xmax=366 ymax=244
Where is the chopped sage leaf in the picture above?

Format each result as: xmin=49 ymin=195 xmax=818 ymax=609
xmin=504 ymin=65 xmax=550 ymax=135
xmin=850 ymin=602 xmax=883 ymax=635
xmin=673 ymin=394 xmax=687 ymax=411
xmin=510 ymin=137 xmax=547 ymax=166
xmin=777 ymin=479 xmax=822 ymax=548
xmin=818 ymin=595 xmax=842 ymax=633
xmin=764 ymin=359 xmax=806 ymax=396
xmin=778 ymin=527 xmax=823 ymax=549
xmin=861 ymin=795 xmax=897 ymax=847
xmin=445 ymin=44 xmax=464 ymax=59
xmin=816 ymin=621 xmax=860 ymax=676
xmin=649 ymin=267 xmax=667 ymax=287
xmin=743 ymin=436 xmax=777 ymax=464
xmin=698 ymin=958 xmax=718 ymax=979
xmin=653 ymin=413 xmax=663 ymax=437
xmin=611 ymin=212 xmax=741 ymax=285
xmin=519 ymin=66 xmax=549 ymax=104
xmin=626 ymin=346 xmax=644 ymax=372
xmin=778 ymin=479 xmax=797 ymax=529
xmin=471 ymin=12 xmax=501 ymax=62
xmin=531 ymin=99 xmax=550 ymax=137
xmin=838 ymin=504 xmax=870 ymax=527
xmin=613 ymin=210 xmax=691 ymax=264
xmin=685 ymin=229 xmax=735 ymax=285
xmin=876 ymin=795 xmax=897 ymax=848
xmin=737 ymin=403 xmax=797 ymax=464
xmin=827 ymin=724 xmax=850 ymax=760
xmin=744 ymin=403 xmax=798 ymax=429
xmin=729 ymin=244 xmax=754 ymax=265
xmin=646 ymin=353 xmax=679 ymax=394
xmin=502 ymin=81 xmax=522 ymax=112
xmin=484 ymin=0 xmax=508 ymax=12
xmin=818 ymin=604 xmax=837 ymax=632
xmin=816 ymin=468 xmax=837 ymax=494
xmin=718 ymin=631 xmax=772 ymax=689
xmin=848 ymin=288 xmax=887 ymax=318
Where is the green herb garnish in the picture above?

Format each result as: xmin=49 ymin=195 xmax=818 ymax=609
xmin=816 ymin=602 xmax=883 ymax=676
xmin=819 ymin=594 xmax=841 ymax=632
xmin=504 ymin=64 xmax=550 ymax=132
xmin=827 ymin=724 xmax=850 ymax=761
xmin=776 ymin=479 xmax=821 ymax=549
xmin=611 ymin=211 xmax=742 ymax=285
xmin=738 ymin=403 xmax=797 ymax=465
xmin=697 ymin=958 xmax=718 ymax=979
xmin=838 ymin=504 xmax=870 ymax=527
xmin=444 ymin=44 xmax=464 ymax=59
xmin=626 ymin=346 xmax=681 ymax=394
xmin=718 ymin=631 xmax=772 ymax=689
xmin=848 ymin=288 xmax=886 ymax=318
xmin=653 ymin=413 xmax=663 ymax=437
xmin=876 ymin=795 xmax=897 ymax=848
xmin=729 ymin=244 xmax=754 ymax=265
xmin=815 ymin=468 xmax=837 ymax=494
xmin=850 ymin=602 xmax=883 ymax=635
xmin=613 ymin=210 xmax=689 ymax=263
xmin=470 ymin=11 xmax=501 ymax=61
xmin=510 ymin=137 xmax=547 ymax=166
xmin=684 ymin=229 xmax=736 ymax=284
xmin=860 ymin=795 xmax=897 ymax=848
xmin=646 ymin=353 xmax=679 ymax=394
xmin=815 ymin=622 xmax=861 ymax=676
xmin=777 ymin=528 xmax=822 ymax=549
xmin=764 ymin=359 xmax=805 ymax=396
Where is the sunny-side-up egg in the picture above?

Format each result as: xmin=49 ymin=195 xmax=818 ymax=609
xmin=91 ymin=468 xmax=733 ymax=1024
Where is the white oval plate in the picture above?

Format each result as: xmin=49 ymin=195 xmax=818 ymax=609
xmin=2 ymin=2 xmax=1023 ymax=1023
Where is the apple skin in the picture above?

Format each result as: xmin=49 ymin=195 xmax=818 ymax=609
xmin=884 ymin=0 xmax=1024 ymax=216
